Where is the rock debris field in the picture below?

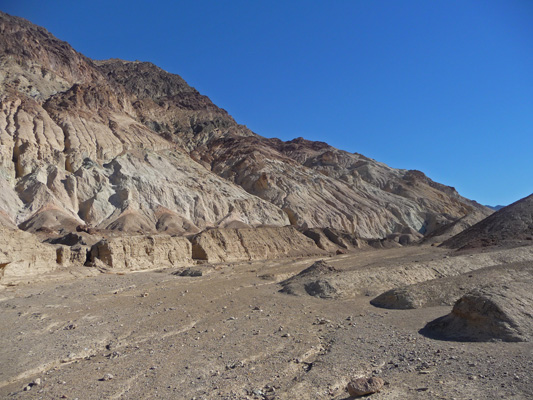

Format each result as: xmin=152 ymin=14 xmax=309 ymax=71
xmin=1 ymin=244 xmax=533 ymax=400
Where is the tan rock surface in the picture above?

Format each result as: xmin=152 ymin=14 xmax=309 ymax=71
xmin=0 ymin=225 xmax=58 ymax=285
xmin=190 ymin=226 xmax=325 ymax=263
xmin=90 ymin=235 xmax=192 ymax=270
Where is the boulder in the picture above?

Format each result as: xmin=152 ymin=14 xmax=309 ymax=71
xmin=421 ymin=280 xmax=533 ymax=342
xmin=346 ymin=376 xmax=385 ymax=397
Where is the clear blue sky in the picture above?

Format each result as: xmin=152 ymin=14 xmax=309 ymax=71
xmin=2 ymin=0 xmax=532 ymax=206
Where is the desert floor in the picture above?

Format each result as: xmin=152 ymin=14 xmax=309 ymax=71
xmin=1 ymin=245 xmax=532 ymax=399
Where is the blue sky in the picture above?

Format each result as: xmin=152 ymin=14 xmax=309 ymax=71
xmin=2 ymin=0 xmax=532 ymax=206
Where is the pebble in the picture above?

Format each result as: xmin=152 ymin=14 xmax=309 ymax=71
xmin=101 ymin=373 xmax=114 ymax=381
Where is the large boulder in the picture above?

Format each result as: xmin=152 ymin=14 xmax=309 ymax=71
xmin=421 ymin=280 xmax=533 ymax=342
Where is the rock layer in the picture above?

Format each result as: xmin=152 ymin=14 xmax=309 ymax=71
xmin=0 ymin=225 xmax=58 ymax=284
xmin=190 ymin=226 xmax=324 ymax=263
xmin=90 ymin=235 xmax=192 ymax=270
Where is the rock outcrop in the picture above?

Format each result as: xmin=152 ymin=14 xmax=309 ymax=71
xmin=371 ymin=260 xmax=533 ymax=309
xmin=0 ymin=11 xmax=491 ymax=242
xmin=421 ymin=280 xmax=533 ymax=342
xmin=89 ymin=235 xmax=192 ymax=270
xmin=0 ymin=225 xmax=58 ymax=284
xmin=190 ymin=226 xmax=324 ymax=263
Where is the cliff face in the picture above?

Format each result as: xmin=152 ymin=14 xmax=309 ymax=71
xmin=0 ymin=11 xmax=490 ymax=238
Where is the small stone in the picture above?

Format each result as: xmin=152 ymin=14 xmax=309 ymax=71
xmin=33 ymin=378 xmax=41 ymax=386
xmin=101 ymin=373 xmax=114 ymax=381
xmin=347 ymin=377 xmax=385 ymax=397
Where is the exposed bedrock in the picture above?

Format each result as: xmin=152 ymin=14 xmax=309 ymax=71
xmin=189 ymin=226 xmax=325 ymax=263
xmin=0 ymin=11 xmax=491 ymax=239
xmin=89 ymin=235 xmax=192 ymax=270
xmin=0 ymin=225 xmax=59 ymax=285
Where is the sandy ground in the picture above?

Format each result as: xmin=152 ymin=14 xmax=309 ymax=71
xmin=1 ymin=246 xmax=532 ymax=399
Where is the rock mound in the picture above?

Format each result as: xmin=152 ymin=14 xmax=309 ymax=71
xmin=442 ymin=193 xmax=533 ymax=249
xmin=279 ymin=260 xmax=340 ymax=298
xmin=371 ymin=260 xmax=533 ymax=309
xmin=421 ymin=280 xmax=533 ymax=342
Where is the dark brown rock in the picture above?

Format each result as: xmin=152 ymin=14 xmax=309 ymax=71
xmin=347 ymin=376 xmax=385 ymax=397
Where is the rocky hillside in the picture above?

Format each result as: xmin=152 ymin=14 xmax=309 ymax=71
xmin=442 ymin=193 xmax=533 ymax=249
xmin=0 ymin=11 xmax=491 ymax=238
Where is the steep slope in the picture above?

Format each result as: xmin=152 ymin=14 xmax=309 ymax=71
xmin=0 ymin=11 xmax=490 ymax=238
xmin=0 ymin=12 xmax=288 ymax=232
xmin=100 ymin=60 xmax=491 ymax=237
xmin=442 ymin=193 xmax=533 ymax=249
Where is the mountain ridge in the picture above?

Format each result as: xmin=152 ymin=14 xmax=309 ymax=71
xmin=0 ymin=11 xmax=491 ymax=239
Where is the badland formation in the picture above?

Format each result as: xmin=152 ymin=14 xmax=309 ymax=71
xmin=1 ymin=11 xmax=532 ymax=399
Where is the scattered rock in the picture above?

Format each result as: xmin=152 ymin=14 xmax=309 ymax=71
xmin=176 ymin=268 xmax=203 ymax=277
xmin=100 ymin=373 xmax=114 ymax=381
xmin=346 ymin=376 xmax=385 ymax=397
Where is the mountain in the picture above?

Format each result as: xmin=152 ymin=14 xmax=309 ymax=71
xmin=443 ymin=193 xmax=533 ymax=249
xmin=0 ymin=11 xmax=491 ymax=238
xmin=485 ymin=205 xmax=505 ymax=211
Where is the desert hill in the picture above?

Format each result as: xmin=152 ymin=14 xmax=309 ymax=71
xmin=0 ymin=11 xmax=490 ymax=239
xmin=442 ymin=193 xmax=533 ymax=249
